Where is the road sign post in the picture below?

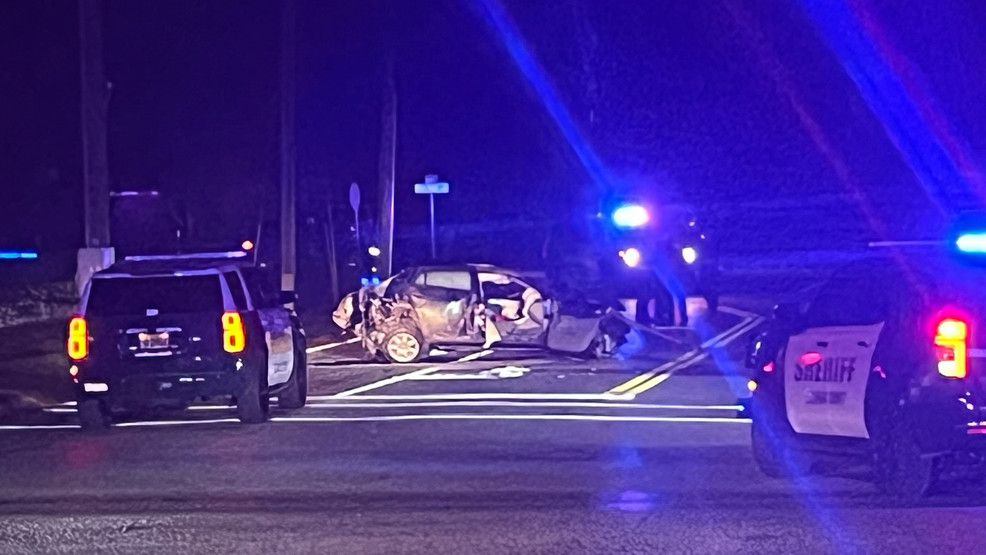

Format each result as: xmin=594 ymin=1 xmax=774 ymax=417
xmin=414 ymin=175 xmax=449 ymax=260
xmin=349 ymin=182 xmax=361 ymax=250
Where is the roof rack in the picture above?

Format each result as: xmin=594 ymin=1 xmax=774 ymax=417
xmin=123 ymin=251 xmax=248 ymax=262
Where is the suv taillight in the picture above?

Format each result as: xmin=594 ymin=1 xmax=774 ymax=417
xmin=222 ymin=311 xmax=245 ymax=353
xmin=68 ymin=316 xmax=88 ymax=360
xmin=935 ymin=317 xmax=968 ymax=378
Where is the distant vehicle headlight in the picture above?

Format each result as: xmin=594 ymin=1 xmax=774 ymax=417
xmin=619 ymin=247 xmax=642 ymax=268
xmin=612 ymin=204 xmax=650 ymax=228
xmin=681 ymin=246 xmax=697 ymax=265
xmin=956 ymin=232 xmax=986 ymax=254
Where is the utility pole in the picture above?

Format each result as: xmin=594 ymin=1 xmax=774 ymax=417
xmin=377 ymin=3 xmax=397 ymax=279
xmin=377 ymin=59 xmax=397 ymax=278
xmin=280 ymin=0 xmax=297 ymax=294
xmin=79 ymin=0 xmax=111 ymax=248
xmin=75 ymin=0 xmax=114 ymax=297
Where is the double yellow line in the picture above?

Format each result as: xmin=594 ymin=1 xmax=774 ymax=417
xmin=606 ymin=316 xmax=764 ymax=397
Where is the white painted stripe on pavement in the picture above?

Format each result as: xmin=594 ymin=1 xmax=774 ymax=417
xmin=272 ymin=414 xmax=751 ymax=424
xmin=0 ymin=424 xmax=80 ymax=430
xmin=310 ymin=392 xmax=636 ymax=402
xmin=332 ymin=349 xmax=495 ymax=397
xmin=306 ymin=337 xmax=360 ymax=353
xmin=717 ymin=306 xmax=761 ymax=319
xmin=114 ymin=418 xmax=242 ymax=427
xmin=302 ymin=401 xmax=742 ymax=411
xmin=616 ymin=316 xmax=763 ymax=396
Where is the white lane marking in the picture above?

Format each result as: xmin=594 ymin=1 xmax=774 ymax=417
xmin=306 ymin=337 xmax=360 ymax=354
xmin=711 ymin=317 xmax=764 ymax=348
xmin=332 ymin=349 xmax=496 ymax=397
xmin=718 ymin=306 xmax=761 ymax=319
xmin=301 ymin=401 xmax=743 ymax=411
xmin=456 ymin=349 xmax=495 ymax=363
xmin=612 ymin=315 xmax=764 ymax=396
xmin=42 ymin=408 xmax=78 ymax=414
xmin=0 ymin=424 xmax=80 ymax=430
xmin=273 ymin=414 xmax=751 ymax=424
xmin=310 ymin=392 xmax=636 ymax=402
xmin=114 ymin=418 xmax=242 ymax=427
xmin=607 ymin=316 xmax=750 ymax=395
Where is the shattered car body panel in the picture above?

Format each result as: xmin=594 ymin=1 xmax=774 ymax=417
xmin=334 ymin=264 xmax=630 ymax=361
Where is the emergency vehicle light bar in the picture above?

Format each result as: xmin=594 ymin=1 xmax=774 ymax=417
xmin=124 ymin=251 xmax=248 ymax=262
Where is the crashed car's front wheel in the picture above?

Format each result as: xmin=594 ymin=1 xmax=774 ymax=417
xmin=382 ymin=326 xmax=424 ymax=364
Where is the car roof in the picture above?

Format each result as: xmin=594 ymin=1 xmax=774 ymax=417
xmin=406 ymin=264 xmax=524 ymax=277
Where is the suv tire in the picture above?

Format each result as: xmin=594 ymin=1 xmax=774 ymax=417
xmin=874 ymin=426 xmax=936 ymax=506
xmin=752 ymin=417 xmax=811 ymax=479
xmin=78 ymin=399 xmax=111 ymax=432
xmin=237 ymin=363 xmax=270 ymax=424
xmin=277 ymin=339 xmax=308 ymax=410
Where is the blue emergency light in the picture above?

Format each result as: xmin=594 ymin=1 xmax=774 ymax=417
xmin=956 ymin=232 xmax=986 ymax=254
xmin=0 ymin=250 xmax=38 ymax=260
xmin=612 ymin=204 xmax=650 ymax=228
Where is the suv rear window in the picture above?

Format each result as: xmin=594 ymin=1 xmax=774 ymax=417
xmin=87 ymin=275 xmax=224 ymax=316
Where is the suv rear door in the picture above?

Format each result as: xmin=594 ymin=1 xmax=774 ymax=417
xmin=84 ymin=273 xmax=230 ymax=370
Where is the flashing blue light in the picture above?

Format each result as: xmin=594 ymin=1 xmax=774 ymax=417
xmin=956 ymin=233 xmax=986 ymax=254
xmin=0 ymin=250 xmax=39 ymax=260
xmin=371 ymin=276 xmax=381 ymax=286
xmin=360 ymin=277 xmax=370 ymax=287
xmin=612 ymin=204 xmax=650 ymax=228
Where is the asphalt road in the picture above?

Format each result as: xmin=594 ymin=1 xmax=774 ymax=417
xmin=3 ymin=306 xmax=986 ymax=554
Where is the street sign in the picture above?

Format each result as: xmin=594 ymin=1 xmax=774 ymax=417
xmin=414 ymin=182 xmax=450 ymax=195
xmin=349 ymin=182 xmax=360 ymax=213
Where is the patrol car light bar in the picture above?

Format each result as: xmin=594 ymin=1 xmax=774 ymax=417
xmin=612 ymin=204 xmax=650 ymax=228
xmin=124 ymin=251 xmax=249 ymax=262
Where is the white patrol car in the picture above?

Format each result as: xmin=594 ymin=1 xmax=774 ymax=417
xmin=68 ymin=254 xmax=307 ymax=430
xmin=748 ymin=220 xmax=986 ymax=503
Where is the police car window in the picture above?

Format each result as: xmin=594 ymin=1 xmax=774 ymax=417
xmin=803 ymin=262 xmax=897 ymax=327
xmin=414 ymin=271 xmax=472 ymax=292
xmin=223 ymin=272 xmax=249 ymax=310
xmin=87 ymin=275 xmax=224 ymax=316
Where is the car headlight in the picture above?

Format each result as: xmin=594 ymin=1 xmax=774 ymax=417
xmin=619 ymin=247 xmax=642 ymax=268
xmin=681 ymin=246 xmax=697 ymax=265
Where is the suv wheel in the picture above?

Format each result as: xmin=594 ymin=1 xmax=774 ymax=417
xmin=874 ymin=426 xmax=936 ymax=505
xmin=78 ymin=399 xmax=111 ymax=432
xmin=382 ymin=325 xmax=424 ymax=364
xmin=278 ymin=339 xmax=308 ymax=410
xmin=751 ymin=417 xmax=811 ymax=479
xmin=236 ymin=363 xmax=270 ymax=424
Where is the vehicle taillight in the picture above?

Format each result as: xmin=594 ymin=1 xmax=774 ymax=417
xmin=935 ymin=317 xmax=968 ymax=378
xmin=68 ymin=316 xmax=88 ymax=361
xmin=222 ymin=311 xmax=246 ymax=354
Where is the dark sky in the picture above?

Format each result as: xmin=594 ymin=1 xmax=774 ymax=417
xmin=2 ymin=0 xmax=985 ymax=254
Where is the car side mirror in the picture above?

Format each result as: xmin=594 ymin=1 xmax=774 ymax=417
xmin=279 ymin=291 xmax=298 ymax=305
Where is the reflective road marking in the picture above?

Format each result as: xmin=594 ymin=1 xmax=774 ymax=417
xmin=306 ymin=337 xmax=360 ymax=354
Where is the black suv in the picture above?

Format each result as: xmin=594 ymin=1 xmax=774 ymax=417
xmin=68 ymin=256 xmax=308 ymax=430
xmin=747 ymin=241 xmax=986 ymax=502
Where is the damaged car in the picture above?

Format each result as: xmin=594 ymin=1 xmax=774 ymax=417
xmin=332 ymin=264 xmax=631 ymax=363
